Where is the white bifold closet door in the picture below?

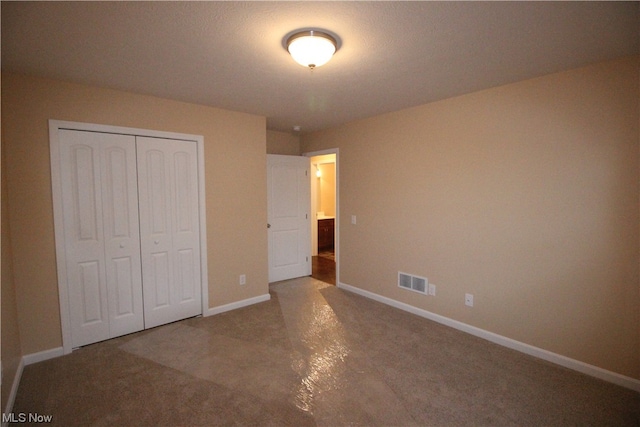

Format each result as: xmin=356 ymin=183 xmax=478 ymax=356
xmin=136 ymin=136 xmax=201 ymax=329
xmin=59 ymin=130 xmax=144 ymax=347
xmin=58 ymin=130 xmax=201 ymax=348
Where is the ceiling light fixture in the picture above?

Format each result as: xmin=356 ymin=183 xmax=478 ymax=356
xmin=286 ymin=30 xmax=337 ymax=70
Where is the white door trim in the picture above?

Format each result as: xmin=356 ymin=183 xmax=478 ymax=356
xmin=304 ymin=148 xmax=339 ymax=285
xmin=49 ymin=120 xmax=208 ymax=354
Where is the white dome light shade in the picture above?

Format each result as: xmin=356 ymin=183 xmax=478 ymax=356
xmin=286 ymin=31 xmax=337 ymax=69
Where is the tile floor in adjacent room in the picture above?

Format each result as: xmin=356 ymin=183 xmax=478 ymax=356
xmin=11 ymin=277 xmax=640 ymax=426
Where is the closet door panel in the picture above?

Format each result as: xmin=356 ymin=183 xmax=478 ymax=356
xmin=59 ymin=131 xmax=109 ymax=347
xmin=101 ymin=141 xmax=144 ymax=336
xmin=59 ymin=130 xmax=144 ymax=347
xmin=138 ymin=147 xmax=173 ymax=326
xmin=137 ymin=137 xmax=201 ymax=327
xmin=171 ymin=145 xmax=201 ymax=319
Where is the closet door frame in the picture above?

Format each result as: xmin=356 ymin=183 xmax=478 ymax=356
xmin=50 ymin=120 xmax=209 ymax=355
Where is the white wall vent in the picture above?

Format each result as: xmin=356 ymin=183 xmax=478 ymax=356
xmin=398 ymin=272 xmax=428 ymax=295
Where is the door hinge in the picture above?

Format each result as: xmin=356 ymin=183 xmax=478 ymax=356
xmin=305 ymin=170 xmax=308 ymax=176
xmin=306 ymin=256 xmax=309 ymax=262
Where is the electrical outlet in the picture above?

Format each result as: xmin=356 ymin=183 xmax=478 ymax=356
xmin=428 ymin=283 xmax=436 ymax=296
xmin=239 ymin=274 xmax=246 ymax=285
xmin=351 ymin=215 xmax=357 ymax=225
xmin=465 ymin=293 xmax=474 ymax=307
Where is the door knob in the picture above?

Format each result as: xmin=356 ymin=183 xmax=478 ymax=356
xmin=154 ymin=240 xmax=159 ymax=245
xmin=119 ymin=243 xmax=125 ymax=249
xmin=267 ymin=224 xmax=271 ymax=228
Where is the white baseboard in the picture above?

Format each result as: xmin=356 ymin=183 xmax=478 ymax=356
xmin=2 ymin=347 xmax=64 ymax=424
xmin=338 ymin=281 xmax=640 ymax=392
xmin=22 ymin=347 xmax=64 ymax=366
xmin=205 ymin=293 xmax=271 ymax=316
xmin=2 ymin=358 xmax=24 ymax=426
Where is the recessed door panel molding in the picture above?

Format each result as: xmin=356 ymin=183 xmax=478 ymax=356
xmin=112 ymin=256 xmax=136 ymax=316
xmin=51 ymin=120 xmax=208 ymax=354
xmin=103 ymin=147 xmax=131 ymax=238
xmin=72 ymin=144 xmax=100 ymax=242
xmin=177 ymin=248 xmax=196 ymax=301
xmin=272 ymin=165 xmax=300 ymax=219
xmin=145 ymin=149 xmax=169 ymax=236
xmin=77 ymin=260 xmax=104 ymax=325
xmin=173 ymin=151 xmax=193 ymax=233
xmin=151 ymin=251 xmax=171 ymax=308
xmin=274 ymin=230 xmax=300 ymax=267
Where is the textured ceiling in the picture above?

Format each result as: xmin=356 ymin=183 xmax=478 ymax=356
xmin=2 ymin=1 xmax=638 ymax=133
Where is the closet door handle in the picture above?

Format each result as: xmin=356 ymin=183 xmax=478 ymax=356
xmin=154 ymin=240 xmax=160 ymax=245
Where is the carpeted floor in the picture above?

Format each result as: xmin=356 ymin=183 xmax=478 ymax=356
xmin=10 ymin=277 xmax=640 ymax=426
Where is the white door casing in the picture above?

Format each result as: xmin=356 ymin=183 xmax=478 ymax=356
xmin=137 ymin=136 xmax=202 ymax=328
xmin=267 ymin=155 xmax=311 ymax=282
xmin=58 ymin=130 xmax=144 ymax=348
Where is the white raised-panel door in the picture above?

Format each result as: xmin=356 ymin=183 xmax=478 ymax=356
xmin=59 ymin=130 xmax=143 ymax=347
xmin=267 ymin=155 xmax=311 ymax=282
xmin=101 ymin=140 xmax=145 ymax=337
xmin=137 ymin=136 xmax=202 ymax=328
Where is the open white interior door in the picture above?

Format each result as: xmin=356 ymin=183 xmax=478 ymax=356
xmin=267 ymin=155 xmax=311 ymax=283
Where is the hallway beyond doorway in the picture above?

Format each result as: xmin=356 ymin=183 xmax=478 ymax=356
xmin=307 ymin=149 xmax=338 ymax=287
xmin=311 ymin=252 xmax=335 ymax=285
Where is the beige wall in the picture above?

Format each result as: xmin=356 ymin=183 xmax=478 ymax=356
xmin=266 ymin=130 xmax=300 ymax=155
xmin=318 ymin=163 xmax=336 ymax=217
xmin=301 ymin=56 xmax=640 ymax=379
xmin=1 ymin=138 xmax=24 ymax=411
xmin=1 ymin=72 xmax=268 ymax=355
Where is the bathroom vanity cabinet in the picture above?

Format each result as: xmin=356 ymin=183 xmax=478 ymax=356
xmin=318 ymin=218 xmax=335 ymax=251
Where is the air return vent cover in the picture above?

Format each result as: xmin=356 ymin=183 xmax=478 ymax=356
xmin=398 ymin=272 xmax=428 ymax=295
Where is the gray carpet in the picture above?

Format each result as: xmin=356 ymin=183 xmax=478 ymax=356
xmin=11 ymin=277 xmax=640 ymax=426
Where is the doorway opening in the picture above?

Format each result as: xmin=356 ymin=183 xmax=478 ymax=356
xmin=307 ymin=151 xmax=337 ymax=285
